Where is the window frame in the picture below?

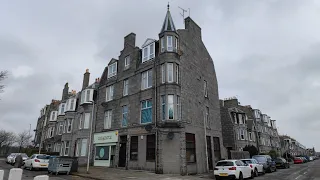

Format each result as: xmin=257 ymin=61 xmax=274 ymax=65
xmin=124 ymin=56 xmax=130 ymax=68
xmin=161 ymin=64 xmax=165 ymax=83
xmin=161 ymin=37 xmax=165 ymax=52
xmin=240 ymin=129 xmax=245 ymax=140
xmin=161 ymin=95 xmax=166 ymax=120
xmin=167 ymin=95 xmax=174 ymax=120
xmin=108 ymin=62 xmax=117 ymax=78
xmin=167 ymin=36 xmax=173 ymax=51
xmin=80 ymin=139 xmax=88 ymax=156
xmin=106 ymin=85 xmax=114 ymax=101
xmin=130 ymin=136 xmax=138 ymax=161
xmin=123 ymin=79 xmax=129 ymax=96
xmin=141 ymin=69 xmax=152 ymax=90
xmin=177 ymin=96 xmax=180 ymax=120
xmin=83 ymin=113 xmax=90 ymax=129
xmin=67 ymin=119 xmax=73 ymax=133
xmin=186 ymin=133 xmax=196 ymax=163
xmin=140 ymin=99 xmax=152 ymax=124
xmin=175 ymin=65 xmax=179 ymax=83
xmin=122 ymin=106 xmax=128 ymax=127
xmin=104 ymin=110 xmax=112 ymax=129
xmin=167 ymin=63 xmax=173 ymax=83
xmin=64 ymin=141 xmax=70 ymax=156
xmin=146 ymin=134 xmax=155 ymax=161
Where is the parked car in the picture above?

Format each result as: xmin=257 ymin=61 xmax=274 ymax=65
xmin=252 ymin=155 xmax=277 ymax=173
xmin=241 ymin=158 xmax=265 ymax=176
xmin=294 ymin=157 xmax=303 ymax=164
xmin=309 ymin=156 xmax=314 ymax=161
xmin=6 ymin=153 xmax=17 ymax=164
xmin=300 ymin=157 xmax=308 ymax=163
xmin=275 ymin=157 xmax=290 ymax=168
xmin=214 ymin=160 xmax=253 ymax=180
xmin=24 ymin=154 xmax=50 ymax=170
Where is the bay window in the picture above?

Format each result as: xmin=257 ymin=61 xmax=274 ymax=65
xmin=141 ymin=69 xmax=152 ymax=90
xmin=106 ymin=85 xmax=114 ymax=101
xmin=65 ymin=98 xmax=76 ymax=112
xmin=108 ymin=62 xmax=117 ymax=78
xmin=161 ymin=95 xmax=181 ymax=121
xmin=80 ymin=89 xmax=93 ymax=104
xmin=168 ymin=95 xmax=174 ymax=119
xmin=240 ymin=129 xmax=245 ymax=140
xmin=176 ymin=65 xmax=179 ymax=83
xmin=177 ymin=96 xmax=180 ymax=120
xmin=175 ymin=38 xmax=178 ymax=51
xmin=161 ymin=37 xmax=165 ymax=52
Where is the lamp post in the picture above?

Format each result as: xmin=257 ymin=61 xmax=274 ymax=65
xmin=86 ymin=100 xmax=95 ymax=173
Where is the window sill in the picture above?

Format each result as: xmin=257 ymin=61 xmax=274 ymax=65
xmin=107 ymin=75 xmax=117 ymax=79
xmin=124 ymin=66 xmax=130 ymax=71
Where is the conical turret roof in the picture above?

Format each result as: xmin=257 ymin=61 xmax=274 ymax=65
xmin=160 ymin=4 xmax=176 ymax=34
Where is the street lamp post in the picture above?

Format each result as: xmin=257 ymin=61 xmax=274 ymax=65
xmin=86 ymin=101 xmax=95 ymax=174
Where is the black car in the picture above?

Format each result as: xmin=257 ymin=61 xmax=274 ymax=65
xmin=252 ymin=155 xmax=277 ymax=173
xmin=275 ymin=157 xmax=290 ymax=168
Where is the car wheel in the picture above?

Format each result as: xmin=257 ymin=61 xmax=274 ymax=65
xmin=254 ymin=168 xmax=259 ymax=177
xmin=250 ymin=171 xmax=254 ymax=179
xmin=238 ymin=172 xmax=243 ymax=180
xmin=30 ymin=164 xmax=33 ymax=171
xmin=262 ymin=168 xmax=266 ymax=174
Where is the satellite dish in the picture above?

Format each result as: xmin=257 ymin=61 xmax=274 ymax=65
xmin=145 ymin=125 xmax=153 ymax=132
xmin=167 ymin=132 xmax=174 ymax=140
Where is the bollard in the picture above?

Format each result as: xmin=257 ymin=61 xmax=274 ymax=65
xmin=34 ymin=175 xmax=49 ymax=180
xmin=0 ymin=170 xmax=4 ymax=180
xmin=8 ymin=168 xmax=23 ymax=180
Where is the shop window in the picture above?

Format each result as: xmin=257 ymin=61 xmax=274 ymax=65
xmin=95 ymin=146 xmax=110 ymax=160
xmin=186 ymin=133 xmax=196 ymax=163
xmin=146 ymin=134 xmax=155 ymax=161
xmin=130 ymin=136 xmax=138 ymax=161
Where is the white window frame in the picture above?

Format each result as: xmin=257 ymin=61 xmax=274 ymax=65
xmin=59 ymin=122 xmax=63 ymax=135
xmin=175 ymin=37 xmax=178 ymax=51
xmin=63 ymin=120 xmax=67 ymax=133
xmin=141 ymin=69 xmax=152 ymax=90
xmin=124 ymin=56 xmax=130 ymax=68
xmin=239 ymin=114 xmax=243 ymax=124
xmin=80 ymin=139 xmax=88 ymax=156
xmin=149 ymin=43 xmax=154 ymax=59
xmin=104 ymin=110 xmax=112 ymax=129
xmin=75 ymin=140 xmax=80 ymax=157
xmin=167 ymin=95 xmax=174 ymax=120
xmin=64 ymin=141 xmax=70 ymax=156
xmin=177 ymin=96 xmax=180 ymax=120
xmin=58 ymin=103 xmax=65 ymax=115
xmin=204 ymin=80 xmax=208 ymax=97
xmin=161 ymin=64 xmax=165 ymax=83
xmin=67 ymin=119 xmax=73 ymax=133
xmin=81 ymin=89 xmax=93 ymax=104
xmin=83 ymin=113 xmax=90 ymax=129
xmin=79 ymin=114 xmax=83 ymax=129
xmin=108 ymin=62 xmax=117 ymax=78
xmin=142 ymin=47 xmax=148 ymax=62
xmin=142 ymin=42 xmax=155 ymax=63
xmin=123 ymin=79 xmax=129 ymax=96
xmin=106 ymin=85 xmax=114 ymax=101
xmin=50 ymin=111 xmax=57 ymax=121
xmin=161 ymin=37 xmax=165 ymax=52
xmin=167 ymin=63 xmax=173 ymax=83
xmin=167 ymin=36 xmax=173 ymax=51
xmin=176 ymin=65 xmax=179 ymax=83
xmin=240 ymin=129 xmax=245 ymax=140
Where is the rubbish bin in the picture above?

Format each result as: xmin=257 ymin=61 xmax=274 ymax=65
xmin=48 ymin=156 xmax=73 ymax=175
xmin=70 ymin=157 xmax=78 ymax=173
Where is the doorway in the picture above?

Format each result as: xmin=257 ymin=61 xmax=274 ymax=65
xmin=206 ymin=136 xmax=213 ymax=170
xmin=118 ymin=135 xmax=127 ymax=167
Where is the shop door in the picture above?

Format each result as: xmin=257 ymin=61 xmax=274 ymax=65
xmin=118 ymin=135 xmax=127 ymax=167
xmin=206 ymin=136 xmax=213 ymax=170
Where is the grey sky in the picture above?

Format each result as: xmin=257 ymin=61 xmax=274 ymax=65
xmin=0 ymin=0 xmax=319 ymax=149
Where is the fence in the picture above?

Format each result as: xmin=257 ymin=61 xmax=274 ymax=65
xmin=0 ymin=168 xmax=49 ymax=180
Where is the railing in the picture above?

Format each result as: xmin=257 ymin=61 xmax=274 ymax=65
xmin=0 ymin=168 xmax=49 ymax=180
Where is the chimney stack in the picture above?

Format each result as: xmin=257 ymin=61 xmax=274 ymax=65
xmin=62 ymin=82 xmax=69 ymax=100
xmin=124 ymin=33 xmax=136 ymax=48
xmin=82 ymin=69 xmax=90 ymax=90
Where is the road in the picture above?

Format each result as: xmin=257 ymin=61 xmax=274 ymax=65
xmin=0 ymin=159 xmax=87 ymax=180
xmin=250 ymin=159 xmax=320 ymax=180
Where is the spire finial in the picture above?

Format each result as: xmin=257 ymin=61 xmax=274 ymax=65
xmin=167 ymin=2 xmax=170 ymax=10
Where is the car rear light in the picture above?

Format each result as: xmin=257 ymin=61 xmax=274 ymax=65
xmin=229 ymin=167 xmax=236 ymax=170
xmin=214 ymin=168 xmax=219 ymax=170
xmin=250 ymin=164 xmax=253 ymax=168
xmin=34 ymin=159 xmax=40 ymax=162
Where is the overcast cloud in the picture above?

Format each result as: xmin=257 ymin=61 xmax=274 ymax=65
xmin=0 ymin=0 xmax=319 ymax=150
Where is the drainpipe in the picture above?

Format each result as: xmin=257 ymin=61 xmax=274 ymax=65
xmin=203 ymin=113 xmax=209 ymax=172
xmin=154 ymin=56 xmax=158 ymax=173
xmin=87 ymin=100 xmax=95 ymax=173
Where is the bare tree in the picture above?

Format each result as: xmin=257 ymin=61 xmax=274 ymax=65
xmin=0 ymin=130 xmax=15 ymax=147
xmin=0 ymin=70 xmax=8 ymax=93
xmin=16 ymin=130 xmax=32 ymax=152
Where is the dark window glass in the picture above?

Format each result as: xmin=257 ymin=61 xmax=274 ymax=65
xmin=146 ymin=134 xmax=155 ymax=161
xmin=186 ymin=133 xmax=196 ymax=163
xmin=95 ymin=146 xmax=110 ymax=160
xmin=216 ymin=161 xmax=234 ymax=166
xmin=130 ymin=136 xmax=138 ymax=161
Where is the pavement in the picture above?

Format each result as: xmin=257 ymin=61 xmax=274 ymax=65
xmin=1 ymin=158 xmax=320 ymax=180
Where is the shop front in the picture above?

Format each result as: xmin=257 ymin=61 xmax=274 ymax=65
xmin=93 ymin=131 xmax=118 ymax=167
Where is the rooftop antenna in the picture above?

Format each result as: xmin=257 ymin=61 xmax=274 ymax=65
xmin=188 ymin=8 xmax=190 ymax=17
xmin=178 ymin=6 xmax=187 ymax=24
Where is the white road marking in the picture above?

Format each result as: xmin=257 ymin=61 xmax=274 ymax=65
xmin=295 ymin=175 xmax=302 ymax=179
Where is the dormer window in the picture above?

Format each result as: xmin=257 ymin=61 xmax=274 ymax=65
xmin=80 ymin=89 xmax=94 ymax=104
xmin=167 ymin=36 xmax=173 ymax=51
xmin=65 ymin=98 xmax=76 ymax=112
xmin=58 ymin=103 xmax=66 ymax=116
xmin=108 ymin=63 xmax=117 ymax=78
xmin=50 ymin=111 xmax=58 ymax=121
xmin=141 ymin=39 xmax=156 ymax=63
xmin=124 ymin=56 xmax=130 ymax=69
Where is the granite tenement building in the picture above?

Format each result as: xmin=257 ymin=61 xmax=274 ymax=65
xmin=93 ymin=6 xmax=224 ymax=175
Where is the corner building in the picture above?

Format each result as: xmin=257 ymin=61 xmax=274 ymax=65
xmin=94 ymin=7 xmax=224 ymax=175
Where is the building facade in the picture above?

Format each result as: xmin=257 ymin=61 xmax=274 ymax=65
xmin=280 ymin=135 xmax=307 ymax=156
xmin=93 ymin=6 xmax=224 ymax=175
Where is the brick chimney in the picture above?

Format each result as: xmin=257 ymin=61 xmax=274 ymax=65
xmin=82 ymin=69 xmax=90 ymax=90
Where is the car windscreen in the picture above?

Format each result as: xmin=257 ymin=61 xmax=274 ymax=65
xmin=253 ymin=156 xmax=266 ymax=162
xmin=216 ymin=161 xmax=234 ymax=166
xmin=36 ymin=155 xmax=49 ymax=159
